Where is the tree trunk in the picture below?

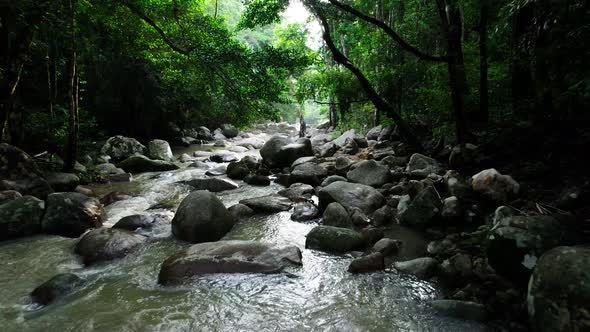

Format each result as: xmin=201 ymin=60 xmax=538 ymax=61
xmin=46 ymin=45 xmax=54 ymax=119
xmin=64 ymin=0 xmax=79 ymax=172
xmin=329 ymin=97 xmax=338 ymax=128
xmin=478 ymin=1 xmax=489 ymax=123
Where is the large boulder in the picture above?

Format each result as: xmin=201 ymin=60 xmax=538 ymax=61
xmin=528 ymin=246 xmax=590 ymax=332
xmin=398 ymin=186 xmax=441 ymax=229
xmin=46 ymin=172 xmax=79 ymax=192
xmin=289 ymin=162 xmax=328 ymax=186
xmin=278 ymin=139 xmax=313 ymax=166
xmin=158 ymin=240 xmax=302 ymax=285
xmin=333 ymin=129 xmax=356 ymax=147
xmin=406 ymin=153 xmax=443 ymax=177
xmin=291 ymin=202 xmax=319 ymax=221
xmin=117 ymin=155 xmax=179 ymax=173
xmin=228 ymin=204 xmax=255 ymax=220
xmin=42 ymin=192 xmax=104 ymax=238
xmin=471 ymin=168 xmax=520 ymax=202
xmin=112 ymin=214 xmax=156 ymax=231
xmin=227 ymin=156 xmax=259 ymax=180
xmin=366 ymin=125 xmax=382 ymax=141
xmin=209 ymin=151 xmax=238 ymax=163
xmin=31 ymin=273 xmax=85 ymax=305
xmin=305 ymin=225 xmax=365 ymax=253
xmin=487 ymin=215 xmax=576 ymax=285
xmin=184 ymin=177 xmax=239 ymax=192
xmin=278 ymin=183 xmax=314 ymax=201
xmin=172 ymin=191 xmax=235 ymax=243
xmin=393 ymin=257 xmax=439 ymax=279
xmin=318 ymin=181 xmax=385 ymax=215
xmin=310 ymin=133 xmax=332 ymax=153
xmin=239 ymin=194 xmax=293 ymax=213
xmin=0 ymin=190 xmax=22 ymax=205
xmin=220 ymin=124 xmax=239 ymax=138
xmin=148 ymin=139 xmax=173 ymax=161
xmin=100 ymin=135 xmax=147 ymax=161
xmin=348 ymin=252 xmax=385 ymax=273
xmin=75 ymin=228 xmax=147 ymax=265
xmin=322 ymin=202 xmax=352 ymax=228
xmin=317 ymin=142 xmax=338 ymax=158
xmin=0 ymin=143 xmax=53 ymax=198
xmin=0 ymin=196 xmax=45 ymax=241
xmin=260 ymin=135 xmax=291 ymax=168
xmin=346 ymin=160 xmax=391 ymax=187
xmin=197 ymin=126 xmax=213 ymax=141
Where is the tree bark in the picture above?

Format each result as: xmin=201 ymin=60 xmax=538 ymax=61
xmin=64 ymin=0 xmax=79 ymax=172
xmin=478 ymin=1 xmax=489 ymax=123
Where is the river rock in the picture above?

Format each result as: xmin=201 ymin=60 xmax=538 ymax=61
xmin=487 ymin=215 xmax=576 ymax=285
xmin=528 ymin=246 xmax=590 ymax=332
xmin=393 ymin=257 xmax=439 ymax=279
xmin=291 ymin=202 xmax=319 ymax=221
xmin=319 ymin=181 xmax=385 ymax=215
xmin=148 ymin=139 xmax=173 ymax=161
xmin=449 ymin=143 xmax=479 ymax=171
xmin=317 ymin=142 xmax=338 ymax=157
xmin=205 ymin=165 xmax=227 ymax=176
xmin=443 ymin=170 xmax=471 ymax=199
xmin=335 ymin=156 xmax=353 ymax=175
xmin=322 ymin=202 xmax=352 ymax=228
xmin=75 ymin=228 xmax=147 ymax=265
xmin=260 ymin=135 xmax=291 ymax=168
xmin=220 ymin=124 xmax=239 ymax=138
xmin=305 ymin=225 xmax=365 ymax=253
xmin=341 ymin=137 xmax=359 ymax=155
xmin=333 ymin=129 xmax=356 ymax=147
xmin=0 ymin=143 xmax=53 ymax=198
xmin=240 ymin=194 xmax=293 ymax=213
xmin=99 ymin=191 xmax=132 ymax=206
xmin=42 ymin=192 xmax=104 ymax=238
xmin=291 ymin=156 xmax=316 ymax=169
xmin=197 ymin=126 xmax=213 ymax=140
xmin=279 ymin=139 xmax=313 ymax=166
xmin=290 ymin=162 xmax=327 ymax=186
xmin=100 ymin=135 xmax=147 ymax=161
xmin=172 ymin=191 xmax=235 ymax=243
xmin=46 ymin=172 xmax=80 ymax=192
xmin=431 ymin=300 xmax=487 ymax=322
xmin=346 ymin=160 xmax=391 ymax=188
xmin=158 ymin=240 xmax=303 ymax=285
xmin=117 ymin=155 xmax=179 ymax=173
xmin=348 ymin=252 xmax=385 ymax=273
xmin=244 ymin=174 xmax=271 ymax=186
xmin=471 ymin=168 xmax=520 ymax=202
xmin=372 ymin=238 xmax=401 ymax=256
xmin=112 ymin=214 xmax=156 ymax=231
xmin=227 ymin=156 xmax=259 ymax=180
xmin=95 ymin=163 xmax=126 ymax=176
xmin=441 ymin=196 xmax=463 ymax=220
xmin=228 ymin=204 xmax=255 ymax=220
xmin=0 ymin=190 xmax=22 ymax=205
xmin=31 ymin=273 xmax=85 ymax=305
xmin=311 ymin=133 xmax=332 ymax=153
xmin=278 ymin=183 xmax=314 ymax=201
xmin=406 ymin=153 xmax=443 ymax=177
xmin=366 ymin=126 xmax=382 ymax=140
xmin=209 ymin=151 xmax=238 ymax=163
xmin=0 ymin=196 xmax=45 ymax=241
xmin=398 ymin=186 xmax=441 ymax=229
xmin=185 ymin=177 xmax=239 ymax=192
xmin=320 ymin=175 xmax=347 ymax=187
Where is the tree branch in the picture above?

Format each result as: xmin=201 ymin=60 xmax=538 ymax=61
xmin=327 ymin=0 xmax=448 ymax=62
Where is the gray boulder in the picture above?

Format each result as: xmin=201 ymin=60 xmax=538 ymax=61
xmin=471 ymin=168 xmax=520 ymax=202
xmin=406 ymin=153 xmax=443 ymax=177
xmin=205 ymin=165 xmax=227 ymax=176
xmin=0 ymin=196 xmax=45 ymax=241
xmin=341 ymin=137 xmax=359 ymax=155
xmin=148 ymin=139 xmax=173 ymax=161
xmin=320 ymin=175 xmax=347 ymax=187
xmin=431 ymin=300 xmax=487 ymax=322
xmin=291 ymin=202 xmax=319 ymax=221
xmin=398 ymin=186 xmax=441 ymax=229
xmin=42 ymin=192 xmax=104 ymax=238
xmin=333 ymin=129 xmax=356 ymax=147
xmin=0 ymin=190 xmax=22 ymax=205
xmin=393 ymin=257 xmax=439 ymax=279
xmin=372 ymin=238 xmax=401 ymax=256
xmin=278 ymin=183 xmax=314 ymax=201
xmin=346 ymin=160 xmax=391 ymax=187
xmin=318 ymin=181 xmax=385 ymax=215
xmin=185 ymin=177 xmax=239 ymax=192
xmin=95 ymin=163 xmax=126 ymax=176
xmin=311 ymin=133 xmax=332 ymax=153
xmin=31 ymin=273 xmax=85 ymax=305
xmin=317 ymin=142 xmax=338 ymax=157
xmin=46 ymin=172 xmax=80 ymax=192
xmin=0 ymin=143 xmax=53 ymax=198
xmin=75 ymin=228 xmax=147 ymax=265
xmin=348 ymin=252 xmax=384 ymax=273
xmin=290 ymin=162 xmax=328 ymax=186
xmin=220 ymin=124 xmax=239 ymax=138
xmin=227 ymin=156 xmax=259 ymax=180
xmin=528 ymin=246 xmax=590 ymax=332
xmin=113 ymin=214 xmax=156 ymax=231
xmin=240 ymin=194 xmax=293 ymax=213
xmin=228 ymin=204 xmax=255 ymax=220
xmin=197 ymin=126 xmax=213 ymax=140
xmin=172 ymin=191 xmax=235 ymax=243
xmin=158 ymin=240 xmax=302 ymax=285
xmin=322 ymin=202 xmax=352 ymax=228
xmin=441 ymin=196 xmax=463 ymax=220
xmin=260 ymin=135 xmax=291 ymax=168
xmin=100 ymin=135 xmax=147 ymax=161
xmin=117 ymin=155 xmax=179 ymax=173
xmin=366 ymin=125 xmax=382 ymax=140
xmin=244 ymin=174 xmax=271 ymax=186
xmin=305 ymin=225 xmax=365 ymax=253
xmin=279 ymin=139 xmax=313 ymax=166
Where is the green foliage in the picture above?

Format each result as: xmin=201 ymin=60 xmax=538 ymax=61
xmin=238 ymin=0 xmax=290 ymax=30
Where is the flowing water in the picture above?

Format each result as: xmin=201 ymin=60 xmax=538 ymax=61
xmin=0 ymin=135 xmax=488 ymax=332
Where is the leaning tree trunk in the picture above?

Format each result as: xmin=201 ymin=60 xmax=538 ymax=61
xmin=64 ymin=0 xmax=79 ymax=172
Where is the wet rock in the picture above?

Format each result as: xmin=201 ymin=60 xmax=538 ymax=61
xmin=227 ymin=159 xmax=255 ymax=180
xmin=260 ymin=135 xmax=291 ymax=168
xmin=528 ymin=246 xmax=590 ymax=332
xmin=228 ymin=204 xmax=255 ymax=220
xmin=214 ymin=140 xmax=228 ymax=148
xmin=75 ymin=228 xmax=147 ymax=265
xmin=320 ymin=175 xmax=347 ymax=187
xmin=31 ymin=273 xmax=85 ymax=305
xmin=305 ymin=225 xmax=365 ymax=253
xmin=431 ymin=300 xmax=487 ymax=322
xmin=188 ymin=160 xmax=210 ymax=169
xmin=346 ymin=160 xmax=391 ymax=188
xmin=0 ymin=196 xmax=44 ymax=241
xmin=236 ymin=137 xmax=265 ymax=149
xmin=381 ymin=155 xmax=410 ymax=168
xmin=205 ymin=165 xmax=227 ymax=176
xmin=172 ymin=191 xmax=235 ymax=243
xmin=440 ymin=253 xmax=474 ymax=281
xmin=372 ymin=238 xmax=401 ymax=256
xmin=46 ymin=172 xmax=79 ymax=192
xmin=148 ymin=139 xmax=173 ymax=161
xmin=310 ymin=133 xmax=332 ymax=152
xmin=213 ymin=130 xmax=226 ymax=140
xmin=278 ymin=183 xmax=314 ymax=201
xmin=441 ymin=196 xmax=463 ymax=220
xmin=366 ymin=126 xmax=382 ymax=140
xmin=348 ymin=252 xmax=384 ymax=273
xmin=322 ymin=202 xmax=352 ymax=228
xmin=159 ymin=241 xmax=302 ymax=285
xmin=350 ymin=209 xmax=371 ymax=227
xmin=317 ymin=142 xmax=337 ymax=157
xmin=371 ymin=205 xmax=396 ymax=227
xmin=0 ymin=190 xmax=22 ymax=205
xmin=197 ymin=126 xmax=213 ymax=141
xmin=240 ymin=194 xmax=293 ymax=213
xmin=341 ymin=137 xmax=359 ymax=155
xmin=406 ymin=153 xmax=443 ymax=177
xmin=229 ymin=145 xmax=248 ymax=153
xmin=112 ymin=214 xmax=156 ymax=231
xmin=443 ymin=170 xmax=471 ymax=199
xmin=290 ymin=162 xmax=327 ymax=186
xmin=244 ymin=174 xmax=271 ymax=186
xmin=185 ymin=177 xmax=239 ymax=192
xmin=279 ymin=139 xmax=313 ymax=166
xmin=291 ymin=156 xmax=316 ymax=169
xmin=393 ymin=257 xmax=439 ymax=279
xmin=334 ymin=156 xmax=353 ymax=175
xmin=100 ymin=135 xmax=147 ymax=161
xmin=42 ymin=192 xmax=104 ymax=238
xmin=378 ymin=125 xmax=395 ymax=141
xmin=487 ymin=215 xmax=576 ymax=285
xmin=333 ymin=129 xmax=356 ymax=147
xmin=360 ymin=227 xmax=385 ymax=245
xmin=99 ymin=191 xmax=132 ymax=206
xmin=209 ymin=151 xmax=238 ymax=163
xmin=95 ymin=163 xmax=126 ymax=177
xmin=492 ymin=205 xmax=514 ymax=225
xmin=220 ymin=124 xmax=239 ymax=138
xmin=371 ymin=147 xmax=396 ymax=160
xmin=398 ymin=186 xmax=442 ymax=229
xmin=471 ymin=168 xmax=520 ymax=202
xmin=117 ymin=155 xmax=179 ymax=173
xmin=319 ymin=181 xmax=385 ymax=215
xmin=96 ymin=155 xmax=111 ymax=164
xmin=0 ymin=143 xmax=53 ymax=198
xmin=291 ymin=202 xmax=319 ymax=221
xmin=449 ymin=143 xmax=479 ymax=171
